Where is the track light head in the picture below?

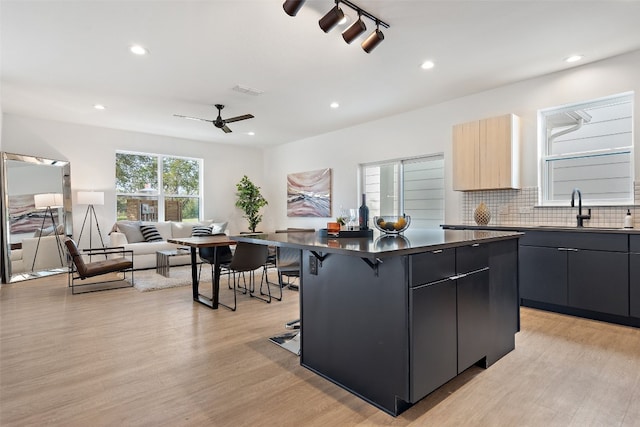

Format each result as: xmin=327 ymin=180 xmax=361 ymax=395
xmin=342 ymin=14 xmax=366 ymax=44
xmin=361 ymin=25 xmax=384 ymax=53
xmin=283 ymin=0 xmax=305 ymax=17
xmin=319 ymin=3 xmax=345 ymax=33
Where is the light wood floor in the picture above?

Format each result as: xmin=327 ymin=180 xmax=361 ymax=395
xmin=2 ymin=271 xmax=640 ymax=427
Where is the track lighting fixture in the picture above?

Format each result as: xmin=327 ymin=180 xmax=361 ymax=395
xmin=319 ymin=2 xmax=345 ymax=33
xmin=283 ymin=0 xmax=305 ymax=17
xmin=342 ymin=12 xmax=366 ymax=44
xmin=361 ymin=21 xmax=384 ymax=53
xmin=284 ymin=0 xmax=389 ymax=53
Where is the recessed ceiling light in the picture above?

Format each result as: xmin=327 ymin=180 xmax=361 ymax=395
xmin=93 ymin=104 xmax=106 ymax=110
xmin=247 ymin=131 xmax=255 ymax=136
xmin=130 ymin=44 xmax=149 ymax=55
xmin=565 ymin=55 xmax=583 ymax=63
xmin=420 ymin=60 xmax=435 ymax=70
xmin=330 ymin=102 xmax=340 ymax=109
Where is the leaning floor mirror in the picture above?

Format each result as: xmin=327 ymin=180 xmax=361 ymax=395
xmin=1 ymin=153 xmax=72 ymax=283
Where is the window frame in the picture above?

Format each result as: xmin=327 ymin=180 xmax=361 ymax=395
xmin=538 ymin=92 xmax=634 ymax=207
xmin=115 ymin=150 xmax=203 ymax=221
xmin=359 ymin=153 xmax=445 ymax=229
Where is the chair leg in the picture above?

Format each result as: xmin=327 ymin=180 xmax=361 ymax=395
xmin=215 ymin=264 xmax=237 ymax=311
xmin=249 ymin=269 xmax=271 ymax=303
xmin=261 ymin=265 xmax=282 ymax=301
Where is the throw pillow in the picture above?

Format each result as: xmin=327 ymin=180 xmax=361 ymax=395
xmin=115 ymin=221 xmax=144 ymax=243
xmin=140 ymin=224 xmax=163 ymax=242
xmin=191 ymin=225 xmax=213 ymax=237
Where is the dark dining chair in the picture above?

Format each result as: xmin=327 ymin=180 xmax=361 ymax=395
xmin=200 ymin=241 xmax=269 ymax=311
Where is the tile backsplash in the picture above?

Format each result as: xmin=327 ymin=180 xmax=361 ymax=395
xmin=461 ymin=185 xmax=640 ymax=229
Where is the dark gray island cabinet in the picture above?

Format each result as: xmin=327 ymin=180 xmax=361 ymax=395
xmin=234 ymin=229 xmax=521 ymax=416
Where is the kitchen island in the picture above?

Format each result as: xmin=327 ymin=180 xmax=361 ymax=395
xmin=233 ymin=228 xmax=521 ymax=416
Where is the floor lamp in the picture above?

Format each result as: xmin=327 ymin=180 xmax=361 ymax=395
xmin=76 ymin=191 xmax=105 ymax=249
xmin=32 ymin=193 xmax=65 ymax=272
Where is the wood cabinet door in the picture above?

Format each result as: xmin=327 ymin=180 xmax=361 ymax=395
xmin=480 ymin=114 xmax=513 ymax=189
xmin=452 ymin=120 xmax=480 ymax=191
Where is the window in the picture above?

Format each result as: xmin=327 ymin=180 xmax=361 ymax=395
xmin=116 ymin=151 xmax=202 ymax=222
xmin=539 ymin=92 xmax=634 ymax=206
xmin=360 ymin=154 xmax=444 ymax=229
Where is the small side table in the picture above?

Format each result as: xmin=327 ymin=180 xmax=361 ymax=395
xmin=156 ymin=248 xmax=189 ymax=277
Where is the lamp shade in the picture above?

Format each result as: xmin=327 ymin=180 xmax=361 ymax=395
xmin=361 ymin=28 xmax=384 ymax=53
xmin=319 ymin=5 xmax=344 ymax=33
xmin=342 ymin=17 xmax=367 ymax=44
xmin=283 ymin=0 xmax=305 ymax=16
xmin=77 ymin=191 xmax=104 ymax=205
xmin=34 ymin=193 xmax=64 ymax=209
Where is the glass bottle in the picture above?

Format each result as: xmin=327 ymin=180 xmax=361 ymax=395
xmin=358 ymin=194 xmax=369 ymax=230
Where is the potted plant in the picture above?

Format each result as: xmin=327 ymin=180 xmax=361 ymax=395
xmin=235 ymin=175 xmax=268 ymax=233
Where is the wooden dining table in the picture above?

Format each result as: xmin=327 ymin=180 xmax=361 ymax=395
xmin=167 ymin=235 xmax=237 ymax=310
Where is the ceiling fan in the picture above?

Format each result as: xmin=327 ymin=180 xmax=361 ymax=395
xmin=174 ymin=104 xmax=254 ymax=133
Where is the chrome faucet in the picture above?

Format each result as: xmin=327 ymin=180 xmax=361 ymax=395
xmin=570 ymin=188 xmax=591 ymax=227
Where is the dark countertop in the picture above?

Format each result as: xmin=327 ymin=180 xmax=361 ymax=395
xmin=231 ymin=229 xmax=523 ymax=260
xmin=442 ymin=224 xmax=640 ymax=234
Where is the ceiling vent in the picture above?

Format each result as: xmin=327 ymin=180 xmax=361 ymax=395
xmin=232 ymin=84 xmax=264 ymax=96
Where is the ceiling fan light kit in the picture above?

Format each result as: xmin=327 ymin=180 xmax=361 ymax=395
xmin=283 ymin=0 xmax=389 ymax=53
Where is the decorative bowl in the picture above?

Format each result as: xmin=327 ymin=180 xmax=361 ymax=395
xmin=373 ymin=215 xmax=411 ymax=234
xmin=374 ymin=234 xmax=411 ymax=250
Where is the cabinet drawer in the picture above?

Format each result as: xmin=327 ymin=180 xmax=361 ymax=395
xmin=519 ymin=231 xmax=628 ymax=252
xmin=410 ymin=249 xmax=456 ymax=287
xmin=457 ymin=243 xmax=489 ymax=273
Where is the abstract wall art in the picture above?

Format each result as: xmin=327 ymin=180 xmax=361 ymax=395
xmin=287 ymin=168 xmax=331 ymax=217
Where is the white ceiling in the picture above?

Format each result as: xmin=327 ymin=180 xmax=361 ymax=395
xmin=2 ymin=0 xmax=640 ymax=148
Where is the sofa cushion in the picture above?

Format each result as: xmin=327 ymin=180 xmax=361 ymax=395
xmin=140 ymin=224 xmax=163 ymax=242
xmin=115 ymin=221 xmax=144 ymax=243
xmin=192 ymin=225 xmax=213 ymax=237
xmin=33 ymin=223 xmax=64 ymax=238
xmin=211 ymin=221 xmax=228 ymax=234
xmin=152 ymin=221 xmax=173 ymax=240
xmin=171 ymin=222 xmax=194 ymax=238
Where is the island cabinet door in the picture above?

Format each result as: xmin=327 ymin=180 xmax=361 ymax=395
xmin=409 ymin=248 xmax=457 ymax=402
xmin=456 ymin=244 xmax=490 ymax=373
xmin=409 ymin=278 xmax=457 ymax=402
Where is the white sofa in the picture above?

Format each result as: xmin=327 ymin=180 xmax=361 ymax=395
xmin=10 ymin=234 xmax=66 ymax=274
xmin=108 ymin=220 xmax=228 ymax=270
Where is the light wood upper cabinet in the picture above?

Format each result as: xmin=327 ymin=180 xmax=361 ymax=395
xmin=453 ymin=114 xmax=520 ymax=191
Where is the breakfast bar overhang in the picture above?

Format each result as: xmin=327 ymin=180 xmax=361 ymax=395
xmin=233 ymin=229 xmax=522 ymax=416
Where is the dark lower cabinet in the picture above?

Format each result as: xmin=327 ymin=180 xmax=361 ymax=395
xmin=457 ymin=268 xmax=490 ymax=373
xmin=519 ymin=245 xmax=567 ymax=305
xmin=410 ymin=279 xmax=457 ymax=402
xmin=568 ymin=250 xmax=628 ymax=316
xmin=631 ymin=253 xmax=640 ymax=318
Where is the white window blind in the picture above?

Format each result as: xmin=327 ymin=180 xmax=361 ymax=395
xmin=361 ymin=154 xmax=444 ymax=229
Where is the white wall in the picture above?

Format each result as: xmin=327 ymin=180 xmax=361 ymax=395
xmin=3 ymin=49 xmax=640 ymax=236
xmin=1 ymin=115 xmax=264 ymax=240
xmin=264 ymin=49 xmax=640 ymax=229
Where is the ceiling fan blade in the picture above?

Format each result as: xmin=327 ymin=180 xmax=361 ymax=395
xmin=221 ymin=125 xmax=232 ymax=133
xmin=173 ymin=114 xmax=214 ymax=123
xmin=224 ymin=114 xmax=254 ymax=124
